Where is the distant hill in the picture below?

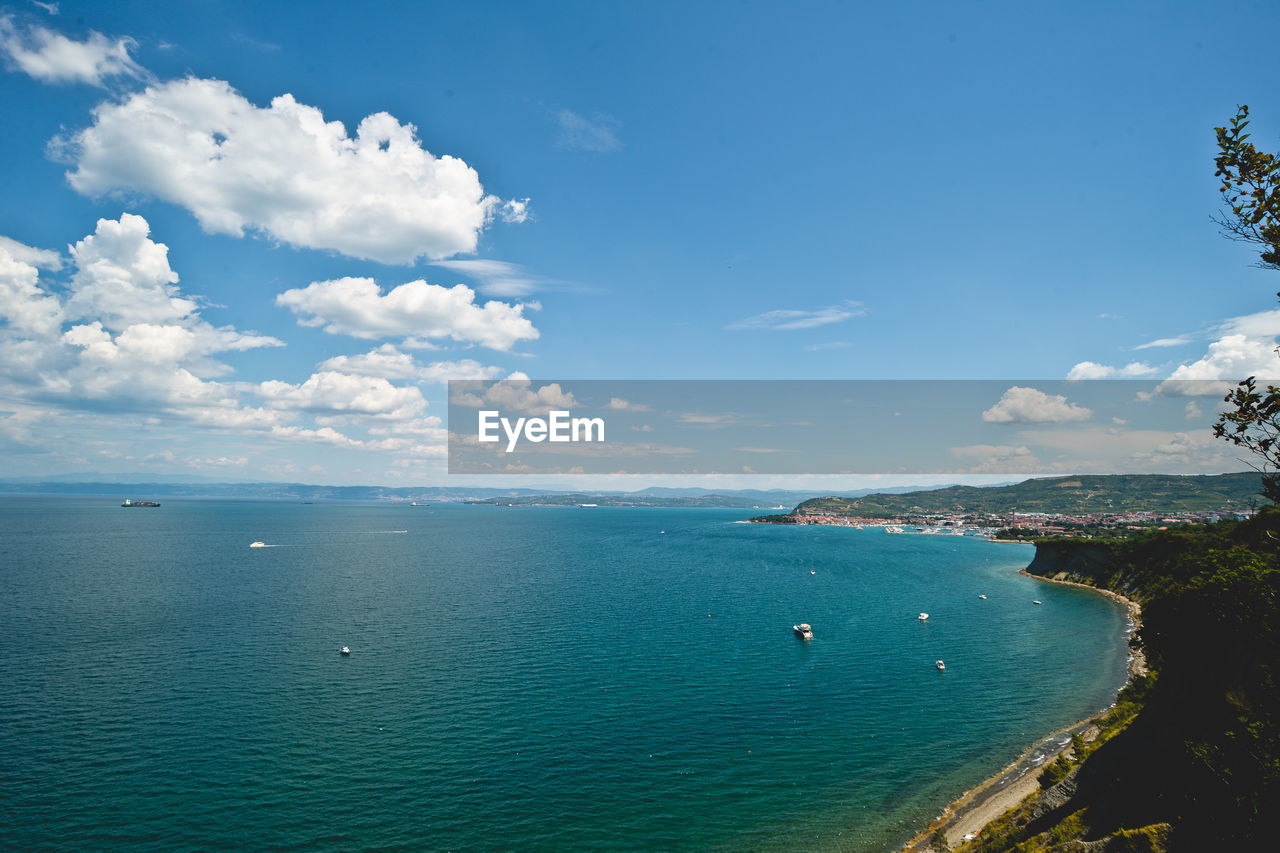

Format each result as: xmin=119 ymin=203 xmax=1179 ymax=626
xmin=787 ymin=473 xmax=1263 ymax=518
xmin=1 ymin=474 xmax=1259 ymax=513
xmin=0 ymin=478 xmax=974 ymax=507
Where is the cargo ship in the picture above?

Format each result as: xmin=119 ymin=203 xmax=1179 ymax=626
xmin=121 ymin=499 xmax=160 ymax=507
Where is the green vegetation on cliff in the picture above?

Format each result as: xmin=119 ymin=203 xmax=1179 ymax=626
xmin=960 ymin=510 xmax=1280 ymax=851
xmin=789 ymin=473 xmax=1260 ymax=519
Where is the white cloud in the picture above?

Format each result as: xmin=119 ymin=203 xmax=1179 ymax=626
xmin=727 ymin=301 xmax=866 ymax=331
xmin=0 ymin=15 xmax=146 ymax=86
xmin=317 ymin=344 xmax=504 ymax=383
xmin=949 ymin=444 xmax=1042 ymax=473
xmin=0 ymin=245 xmax=64 ymax=336
xmin=0 ymin=214 xmax=281 ymax=425
xmin=432 ymin=259 xmax=544 ymax=297
xmin=61 ymin=77 xmax=525 ymax=263
xmin=1150 ymin=308 xmax=1280 ymax=396
xmin=677 ymin=412 xmax=738 ymax=425
xmin=1165 ymin=334 xmax=1280 ymax=383
xmin=981 ymin=386 xmax=1092 ymax=424
xmin=257 ymin=371 xmax=427 ymax=419
xmin=276 ymin=276 xmax=538 ymax=351
xmin=449 ymin=379 xmax=577 ymax=414
xmin=497 ymin=199 xmax=531 ymax=224
xmin=1065 ymin=360 xmax=1157 ymax=380
xmin=554 ymin=109 xmax=622 ymax=152
xmin=63 ymin=213 xmax=196 ymax=329
xmin=1218 ymin=308 xmax=1280 ymax=340
xmin=0 ymin=235 xmax=62 ymax=270
xmin=607 ymin=397 xmax=651 ymax=411
xmin=1132 ymin=337 xmax=1191 ymax=350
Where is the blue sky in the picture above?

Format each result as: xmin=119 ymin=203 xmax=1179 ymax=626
xmin=1 ymin=0 xmax=1278 ymax=487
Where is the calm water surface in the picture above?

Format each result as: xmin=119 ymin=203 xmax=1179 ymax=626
xmin=0 ymin=499 xmax=1130 ymax=851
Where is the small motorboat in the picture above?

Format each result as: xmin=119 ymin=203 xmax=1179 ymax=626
xmin=249 ymin=541 xmax=266 ymax=548
xmin=978 ymin=594 xmax=987 ymax=600
xmin=793 ymin=623 xmax=813 ymax=641
xmin=918 ymin=612 xmax=929 ymax=621
xmin=936 ymin=660 xmax=946 ymax=671
xmin=1033 ymin=600 xmax=1043 ymax=605
xmin=340 ymin=646 xmax=351 ymax=655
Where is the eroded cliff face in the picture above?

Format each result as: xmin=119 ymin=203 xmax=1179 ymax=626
xmin=1025 ymin=540 xmax=1115 ymax=583
xmin=1023 ymin=540 xmax=1146 ymax=600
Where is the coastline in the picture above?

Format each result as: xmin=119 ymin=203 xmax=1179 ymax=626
xmin=899 ymin=567 xmax=1144 ymax=851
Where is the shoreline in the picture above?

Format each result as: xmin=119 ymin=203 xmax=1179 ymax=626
xmin=898 ymin=567 xmax=1144 ymax=851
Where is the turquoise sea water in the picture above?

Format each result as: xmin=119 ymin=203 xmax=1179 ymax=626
xmin=0 ymin=499 xmax=1130 ymax=851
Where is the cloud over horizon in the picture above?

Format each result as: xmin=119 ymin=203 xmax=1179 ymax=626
xmin=982 ymin=386 xmax=1093 ymax=424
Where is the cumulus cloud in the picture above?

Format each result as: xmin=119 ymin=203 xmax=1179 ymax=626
xmin=1148 ymin=308 xmax=1280 ymax=396
xmin=1164 ymin=334 xmax=1280 ymax=384
xmin=257 ymin=371 xmax=427 ymax=419
xmin=60 ymin=77 xmax=526 ymax=263
xmin=727 ymin=301 xmax=866 ymax=331
xmin=0 ymin=15 xmax=146 ymax=86
xmin=449 ymin=379 xmax=577 ymax=413
xmin=63 ymin=213 xmax=196 ymax=328
xmin=0 ymin=214 xmax=280 ymax=421
xmin=276 ymin=276 xmax=538 ymax=351
xmin=0 ymin=245 xmax=64 ymax=336
xmin=554 ymin=109 xmax=622 ymax=152
xmin=0 ymin=218 xmax=447 ymax=473
xmin=1065 ymin=360 xmax=1157 ymax=380
xmin=317 ymin=344 xmax=504 ymax=383
xmin=981 ymin=386 xmax=1092 ymax=424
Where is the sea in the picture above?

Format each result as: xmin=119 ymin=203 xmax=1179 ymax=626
xmin=0 ymin=498 xmax=1132 ymax=852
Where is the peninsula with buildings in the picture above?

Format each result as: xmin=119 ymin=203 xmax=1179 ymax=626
xmin=749 ymin=473 xmax=1261 ymax=538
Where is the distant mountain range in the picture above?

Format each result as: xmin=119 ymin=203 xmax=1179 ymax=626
xmin=0 ymin=473 xmax=1260 ymax=513
xmin=0 ymin=478 xmax=963 ymax=506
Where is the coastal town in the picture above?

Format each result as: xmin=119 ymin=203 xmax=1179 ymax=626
xmin=751 ymin=507 xmax=1252 ymax=539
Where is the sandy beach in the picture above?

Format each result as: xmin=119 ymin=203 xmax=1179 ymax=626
xmin=899 ymin=570 xmax=1144 ymax=851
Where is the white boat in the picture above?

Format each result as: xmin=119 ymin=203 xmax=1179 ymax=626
xmin=340 ymin=646 xmax=351 ymax=655
xmin=936 ymin=660 xmax=946 ymax=671
xmin=794 ymin=623 xmax=813 ymax=640
xmin=1033 ymin=600 xmax=1043 ymax=605
xmin=979 ymin=594 xmax=987 ymax=600
xmin=249 ymin=541 xmax=266 ymax=548
xmin=918 ymin=612 xmax=929 ymax=621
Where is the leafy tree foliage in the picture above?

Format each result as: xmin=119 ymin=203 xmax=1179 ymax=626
xmin=1214 ymin=377 xmax=1280 ymax=502
xmin=1214 ymin=105 xmax=1280 ymax=270
xmin=1213 ymin=107 xmax=1280 ymax=499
